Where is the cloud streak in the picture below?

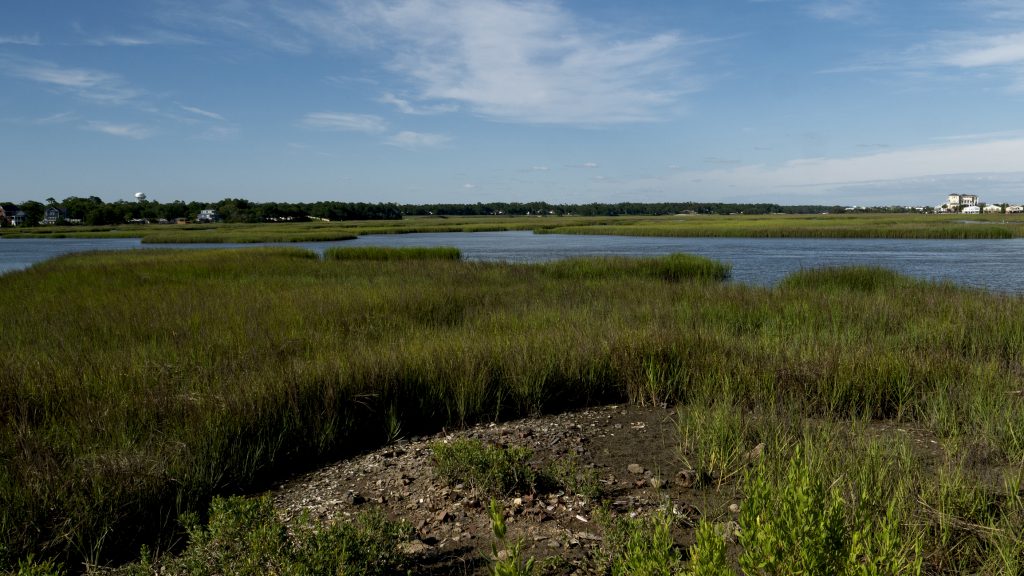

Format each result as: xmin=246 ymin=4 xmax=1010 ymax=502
xmin=379 ymin=92 xmax=458 ymax=115
xmin=804 ymin=0 xmax=872 ymax=21
xmin=178 ymin=104 xmax=225 ymax=121
xmin=85 ymin=30 xmax=204 ymax=47
xmin=0 ymin=34 xmax=41 ymax=46
xmin=386 ymin=131 xmax=450 ymax=149
xmin=277 ymin=0 xmax=704 ymax=125
xmin=301 ymin=112 xmax=389 ymax=133
xmin=666 ymin=137 xmax=1024 ymax=197
xmin=83 ymin=121 xmax=153 ymax=139
xmin=1 ymin=57 xmax=141 ymax=104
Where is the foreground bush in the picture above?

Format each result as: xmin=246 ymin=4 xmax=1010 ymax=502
xmin=120 ymin=496 xmax=409 ymax=576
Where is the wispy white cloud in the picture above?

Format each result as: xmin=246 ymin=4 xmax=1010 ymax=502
xmin=86 ymin=30 xmax=203 ymax=47
xmin=83 ymin=121 xmax=153 ymax=139
xmin=1 ymin=57 xmax=141 ymax=104
xmin=826 ymin=3 xmax=1024 ymax=89
xmin=194 ymin=125 xmax=238 ymax=140
xmin=930 ymin=130 xmax=1024 ymax=142
xmin=379 ymin=92 xmax=458 ymax=115
xmin=157 ymin=0 xmax=311 ymax=54
xmin=275 ymin=0 xmax=704 ymax=125
xmin=973 ymin=0 xmax=1024 ymax=21
xmin=178 ymin=103 xmax=225 ymax=121
xmin=665 ymin=137 xmax=1024 ymax=196
xmin=386 ymin=130 xmax=450 ymax=149
xmin=34 ymin=111 xmax=76 ymax=125
xmin=301 ymin=112 xmax=389 ymax=133
xmin=804 ymin=0 xmax=872 ymax=21
xmin=939 ymin=32 xmax=1024 ymax=68
xmin=0 ymin=34 xmax=41 ymax=46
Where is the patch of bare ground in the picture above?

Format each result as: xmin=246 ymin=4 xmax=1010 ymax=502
xmin=270 ymin=405 xmax=959 ymax=575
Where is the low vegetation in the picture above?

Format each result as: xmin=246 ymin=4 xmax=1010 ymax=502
xmin=5 ymin=212 xmax=1024 ymax=243
xmin=539 ymin=213 xmax=1024 ymax=239
xmin=323 ymin=246 xmax=462 ymax=261
xmin=2 ymin=249 xmax=1024 ymax=573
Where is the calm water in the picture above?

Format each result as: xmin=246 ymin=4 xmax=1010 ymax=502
xmin=2 ymin=231 xmax=1023 ymax=292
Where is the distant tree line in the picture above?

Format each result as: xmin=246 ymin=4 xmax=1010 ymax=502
xmin=0 ymin=197 xmax=403 ymax=226
xmin=4 ymin=197 xmax=932 ymax=227
xmin=399 ymin=201 xmax=850 ymax=216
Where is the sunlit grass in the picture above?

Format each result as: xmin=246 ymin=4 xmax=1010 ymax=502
xmin=4 ymin=213 xmax=1024 ymax=242
xmin=2 ymin=251 xmax=1023 ymax=571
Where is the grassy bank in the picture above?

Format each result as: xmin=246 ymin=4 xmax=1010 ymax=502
xmin=4 ymin=213 xmax=1024 ymax=243
xmin=2 ymin=249 xmax=1023 ymax=572
xmin=540 ymin=213 xmax=1024 ymax=239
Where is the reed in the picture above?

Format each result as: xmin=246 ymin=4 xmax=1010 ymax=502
xmin=323 ymin=246 xmax=461 ymax=261
xmin=5 ymin=213 xmax=1023 ymax=243
xmin=2 ymin=249 xmax=1023 ymax=571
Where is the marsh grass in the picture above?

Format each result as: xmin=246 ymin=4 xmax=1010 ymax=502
xmin=3 ymin=251 xmax=1024 ymax=571
xmin=541 ymin=213 xmax=1024 ymax=239
xmin=323 ymin=246 xmax=461 ymax=261
xmin=5 ymin=213 xmax=1024 ymax=243
xmin=539 ymin=253 xmax=730 ymax=282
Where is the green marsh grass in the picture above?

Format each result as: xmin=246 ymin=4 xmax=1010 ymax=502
xmin=323 ymin=246 xmax=461 ymax=261
xmin=540 ymin=213 xmax=1024 ymax=239
xmin=5 ymin=213 xmax=1024 ymax=243
xmin=3 ymin=252 xmax=1024 ymax=571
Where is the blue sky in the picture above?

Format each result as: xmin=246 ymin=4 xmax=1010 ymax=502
xmin=2 ymin=0 xmax=1024 ymax=206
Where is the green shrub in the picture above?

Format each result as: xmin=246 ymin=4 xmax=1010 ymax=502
xmin=541 ymin=454 xmax=601 ymax=499
xmin=600 ymin=507 xmax=682 ymax=576
xmin=738 ymin=449 xmax=849 ymax=575
xmin=487 ymin=499 xmax=534 ymax=576
xmin=432 ymin=439 xmax=536 ymax=497
xmin=687 ymin=520 xmax=734 ymax=576
xmin=112 ymin=495 xmax=409 ymax=576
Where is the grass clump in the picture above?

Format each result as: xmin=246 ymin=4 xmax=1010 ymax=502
xmin=542 ymin=454 xmax=602 ymax=499
xmin=780 ymin=265 xmax=910 ymax=292
xmin=114 ymin=495 xmax=409 ymax=576
xmin=600 ymin=506 xmax=682 ymax=576
xmin=431 ymin=439 xmax=536 ymax=497
xmin=676 ymin=400 xmax=754 ymax=488
xmin=540 ymin=253 xmax=730 ymax=282
xmin=323 ymin=246 xmax=461 ymax=261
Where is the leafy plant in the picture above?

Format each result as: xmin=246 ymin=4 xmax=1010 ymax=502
xmin=542 ymin=454 xmax=601 ymax=499
xmin=432 ymin=439 xmax=536 ymax=497
xmin=738 ymin=448 xmax=849 ymax=575
xmin=687 ymin=520 xmax=735 ymax=576
xmin=487 ymin=499 xmax=534 ymax=576
xmin=111 ymin=495 xmax=410 ymax=576
xmin=600 ymin=506 xmax=682 ymax=576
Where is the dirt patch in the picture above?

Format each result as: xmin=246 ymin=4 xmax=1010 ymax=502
xmin=272 ymin=404 xmax=737 ymax=574
xmin=270 ymin=405 xmax=963 ymax=575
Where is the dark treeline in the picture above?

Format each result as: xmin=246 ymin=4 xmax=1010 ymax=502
xmin=0 ymin=197 xmax=403 ymax=226
xmin=3 ymin=197 xmax=925 ymax=227
xmin=399 ymin=201 xmax=849 ymax=216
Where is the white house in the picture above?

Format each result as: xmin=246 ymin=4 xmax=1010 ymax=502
xmin=983 ymin=204 xmax=1003 ymax=213
xmin=962 ymin=206 xmax=981 ymax=214
xmin=196 ymin=209 xmax=220 ymax=223
xmin=1007 ymin=205 xmax=1024 ymax=214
